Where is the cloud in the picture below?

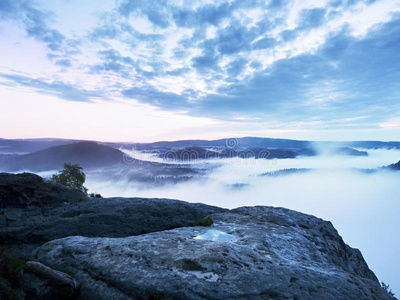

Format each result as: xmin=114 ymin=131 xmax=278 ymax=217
xmin=215 ymin=22 xmax=256 ymax=55
xmin=0 ymin=0 xmax=18 ymax=15
xmin=191 ymin=39 xmax=221 ymax=73
xmin=54 ymin=59 xmax=72 ymax=68
xmin=379 ymin=118 xmax=400 ymax=129
xmin=172 ymin=2 xmax=234 ymax=28
xmin=118 ymin=0 xmax=171 ymax=28
xmin=226 ymin=58 xmax=247 ymax=77
xmin=91 ymin=49 xmax=135 ymax=74
xmin=299 ymin=8 xmax=327 ymax=29
xmin=0 ymin=73 xmax=102 ymax=102
xmin=193 ymin=15 xmax=400 ymax=120
xmin=122 ymin=85 xmax=190 ymax=110
xmin=0 ymin=0 xmax=399 ymax=130
xmin=0 ymin=0 xmax=77 ymax=64
xmin=253 ymin=37 xmax=276 ymax=49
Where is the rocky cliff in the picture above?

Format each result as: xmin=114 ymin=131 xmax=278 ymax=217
xmin=0 ymin=173 xmax=225 ymax=257
xmin=33 ymin=207 xmax=393 ymax=300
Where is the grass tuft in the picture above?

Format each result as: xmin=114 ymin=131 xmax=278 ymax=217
xmin=196 ymin=217 xmax=213 ymax=227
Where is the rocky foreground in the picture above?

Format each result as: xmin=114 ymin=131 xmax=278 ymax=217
xmin=0 ymin=173 xmax=396 ymax=299
xmin=0 ymin=173 xmax=224 ymax=257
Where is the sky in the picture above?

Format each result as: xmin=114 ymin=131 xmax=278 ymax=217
xmin=0 ymin=0 xmax=400 ymax=142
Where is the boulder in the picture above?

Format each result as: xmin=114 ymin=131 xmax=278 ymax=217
xmin=33 ymin=207 xmax=393 ymax=300
xmin=1 ymin=197 xmax=225 ymax=258
xmin=0 ymin=172 xmax=87 ymax=208
xmin=22 ymin=261 xmax=80 ymax=299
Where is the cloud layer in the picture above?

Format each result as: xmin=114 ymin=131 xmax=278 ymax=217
xmin=0 ymin=0 xmax=400 ymax=133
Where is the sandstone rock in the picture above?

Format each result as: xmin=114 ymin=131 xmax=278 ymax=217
xmin=22 ymin=261 xmax=80 ymax=299
xmin=1 ymin=197 xmax=225 ymax=258
xmin=0 ymin=173 xmax=226 ymax=258
xmin=0 ymin=172 xmax=87 ymax=208
xmin=33 ymin=207 xmax=393 ymax=300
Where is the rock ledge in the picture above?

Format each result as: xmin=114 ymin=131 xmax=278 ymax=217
xmin=34 ymin=206 xmax=393 ymax=300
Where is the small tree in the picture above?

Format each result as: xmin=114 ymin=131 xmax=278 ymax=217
xmin=51 ymin=163 xmax=88 ymax=194
xmin=381 ymin=282 xmax=395 ymax=298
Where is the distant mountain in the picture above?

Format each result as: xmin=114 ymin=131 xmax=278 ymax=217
xmin=149 ymin=145 xmax=367 ymax=161
xmin=329 ymin=147 xmax=368 ymax=156
xmin=115 ymin=137 xmax=400 ymax=152
xmin=157 ymin=146 xmax=299 ymax=161
xmin=0 ymin=142 xmax=128 ymax=172
xmin=2 ymin=137 xmax=399 ymax=155
xmin=259 ymin=168 xmax=312 ymax=177
xmin=346 ymin=141 xmax=400 ymax=149
xmin=0 ymin=141 xmax=211 ymax=184
xmin=129 ymin=137 xmax=311 ymax=150
xmin=0 ymin=138 xmax=79 ymax=154
xmin=387 ymin=160 xmax=400 ymax=171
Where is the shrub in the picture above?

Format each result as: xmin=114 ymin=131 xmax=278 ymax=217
xmin=0 ymin=247 xmax=24 ymax=286
xmin=89 ymin=192 xmax=102 ymax=198
xmin=196 ymin=217 xmax=213 ymax=227
xmin=51 ymin=163 xmax=88 ymax=194
xmin=0 ymin=246 xmax=25 ymax=300
xmin=148 ymin=293 xmax=167 ymax=300
xmin=381 ymin=282 xmax=395 ymax=298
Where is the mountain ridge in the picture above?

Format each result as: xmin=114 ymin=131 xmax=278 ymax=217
xmin=0 ymin=142 xmax=129 ymax=172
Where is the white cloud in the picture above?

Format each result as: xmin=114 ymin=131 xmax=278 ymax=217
xmin=379 ymin=118 xmax=400 ymax=129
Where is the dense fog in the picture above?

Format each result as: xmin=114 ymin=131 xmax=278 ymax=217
xmin=85 ymin=148 xmax=400 ymax=294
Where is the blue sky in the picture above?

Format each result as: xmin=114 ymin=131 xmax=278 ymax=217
xmin=0 ymin=0 xmax=399 ymax=141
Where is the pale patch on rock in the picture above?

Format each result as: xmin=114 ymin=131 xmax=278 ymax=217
xmin=194 ymin=229 xmax=237 ymax=242
xmin=188 ymin=271 xmax=219 ymax=282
